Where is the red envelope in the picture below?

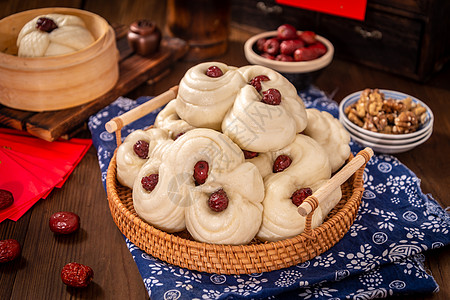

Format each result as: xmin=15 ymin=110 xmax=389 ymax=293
xmin=0 ymin=149 xmax=54 ymax=222
xmin=1 ymin=147 xmax=65 ymax=190
xmin=0 ymin=128 xmax=92 ymax=222
xmin=0 ymin=133 xmax=87 ymax=162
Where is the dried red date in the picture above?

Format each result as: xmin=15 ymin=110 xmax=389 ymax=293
xmin=291 ymin=187 xmax=313 ymax=206
xmin=49 ymin=211 xmax=80 ymax=235
xmin=255 ymin=24 xmax=327 ymax=62
xmin=280 ymin=39 xmax=304 ymax=56
xmin=0 ymin=189 xmax=14 ymax=210
xmin=277 ymin=24 xmax=297 ymax=40
xmin=299 ymin=30 xmax=316 ymax=44
xmin=263 ymin=38 xmax=280 ymax=56
xmin=243 ymin=150 xmax=259 ymax=159
xmin=0 ymin=239 xmax=21 ymax=263
xmin=61 ymin=262 xmax=94 ymax=288
xmin=205 ymin=66 xmax=223 ymax=77
xmin=256 ymin=38 xmax=266 ymax=52
xmin=293 ymin=47 xmax=319 ymax=62
xmin=261 ymin=88 xmax=282 ymax=105
xmin=208 ymin=189 xmax=229 ymax=212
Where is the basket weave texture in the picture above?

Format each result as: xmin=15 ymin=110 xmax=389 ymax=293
xmin=106 ymin=150 xmax=366 ymax=275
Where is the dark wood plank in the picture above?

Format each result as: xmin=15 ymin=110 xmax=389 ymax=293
xmin=82 ymin=0 xmax=167 ymax=31
xmin=0 ymin=106 xmax=34 ymax=130
xmin=0 ymin=0 xmax=82 ymax=19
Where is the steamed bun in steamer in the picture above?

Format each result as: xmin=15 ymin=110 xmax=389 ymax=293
xmin=17 ymin=13 xmax=95 ymax=57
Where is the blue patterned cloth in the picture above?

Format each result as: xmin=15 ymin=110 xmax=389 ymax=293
xmin=88 ymin=86 xmax=449 ymax=300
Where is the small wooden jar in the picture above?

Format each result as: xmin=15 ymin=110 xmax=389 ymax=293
xmin=0 ymin=7 xmax=119 ymax=112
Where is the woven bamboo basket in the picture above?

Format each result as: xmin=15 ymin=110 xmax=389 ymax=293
xmin=105 ymin=86 xmax=373 ymax=275
xmin=0 ymin=7 xmax=119 ymax=111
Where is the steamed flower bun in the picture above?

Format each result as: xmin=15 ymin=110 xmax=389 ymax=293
xmin=256 ymin=134 xmax=342 ymax=242
xmin=17 ymin=14 xmax=95 ymax=57
xmin=303 ymin=108 xmax=351 ymax=172
xmin=175 ymin=62 xmax=246 ymax=130
xmin=221 ymin=65 xmax=308 ymax=152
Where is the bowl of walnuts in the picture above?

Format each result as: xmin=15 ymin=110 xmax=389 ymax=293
xmin=244 ymin=24 xmax=334 ymax=90
xmin=339 ymin=89 xmax=434 ymax=153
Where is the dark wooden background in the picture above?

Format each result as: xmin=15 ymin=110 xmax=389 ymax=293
xmin=0 ymin=0 xmax=168 ymax=33
xmin=1 ymin=1 xmax=449 ymax=299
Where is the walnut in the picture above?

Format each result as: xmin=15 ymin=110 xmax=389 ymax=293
xmin=413 ymin=104 xmax=427 ymax=125
xmin=355 ymin=101 xmax=366 ymax=118
xmin=401 ymin=97 xmax=413 ymax=111
xmin=347 ymin=110 xmax=364 ymax=127
xmin=372 ymin=112 xmax=388 ymax=132
xmin=385 ymin=112 xmax=396 ymax=124
xmin=393 ymin=111 xmax=419 ymax=133
xmin=368 ymin=100 xmax=383 ymax=116
xmin=362 ymin=114 xmax=378 ymax=132
xmin=383 ymin=98 xmax=404 ymax=114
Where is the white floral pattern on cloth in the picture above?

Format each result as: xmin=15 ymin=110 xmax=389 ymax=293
xmin=88 ymin=86 xmax=450 ymax=300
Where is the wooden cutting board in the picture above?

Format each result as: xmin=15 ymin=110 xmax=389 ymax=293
xmin=0 ymin=24 xmax=188 ymax=141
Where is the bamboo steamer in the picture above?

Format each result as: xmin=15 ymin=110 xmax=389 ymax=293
xmin=0 ymin=7 xmax=119 ymax=111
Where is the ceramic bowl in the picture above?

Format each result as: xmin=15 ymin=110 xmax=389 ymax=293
xmin=339 ymin=89 xmax=434 ymax=153
xmin=339 ymin=89 xmax=434 ymax=140
xmin=244 ymin=30 xmax=334 ymax=90
xmin=348 ymin=127 xmax=433 ymax=154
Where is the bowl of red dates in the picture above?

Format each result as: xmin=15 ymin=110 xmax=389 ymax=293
xmin=244 ymin=24 xmax=334 ymax=90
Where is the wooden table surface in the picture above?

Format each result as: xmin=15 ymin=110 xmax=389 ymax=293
xmin=1 ymin=24 xmax=449 ymax=300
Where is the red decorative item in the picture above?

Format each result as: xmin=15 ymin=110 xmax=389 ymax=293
xmin=291 ymin=187 xmax=313 ymax=206
xmin=276 ymin=0 xmax=367 ymax=21
xmin=243 ymin=150 xmax=259 ymax=159
xmin=0 ymin=128 xmax=92 ymax=223
xmin=36 ymin=17 xmax=58 ymax=33
xmin=249 ymin=75 xmax=270 ymax=92
xmin=133 ymin=140 xmax=149 ymax=159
